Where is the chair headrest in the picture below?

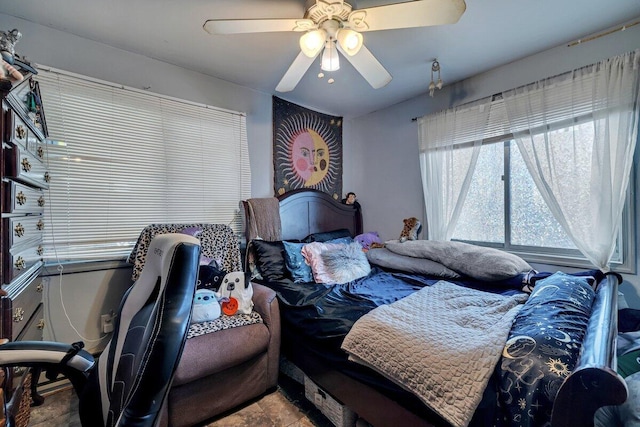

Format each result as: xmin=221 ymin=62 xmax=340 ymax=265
xmin=139 ymin=233 xmax=201 ymax=286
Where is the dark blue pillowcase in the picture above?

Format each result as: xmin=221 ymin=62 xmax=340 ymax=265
xmin=494 ymin=271 xmax=596 ymax=426
xmin=304 ymin=228 xmax=352 ymax=243
xmin=283 ymin=241 xmax=314 ymax=283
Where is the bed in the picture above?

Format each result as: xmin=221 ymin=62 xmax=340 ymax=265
xmin=242 ymin=189 xmax=627 ymax=427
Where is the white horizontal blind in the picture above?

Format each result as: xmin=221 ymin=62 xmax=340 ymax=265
xmin=36 ymin=68 xmax=250 ymax=262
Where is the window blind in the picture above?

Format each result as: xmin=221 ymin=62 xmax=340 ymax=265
xmin=35 ymin=67 xmax=250 ymax=262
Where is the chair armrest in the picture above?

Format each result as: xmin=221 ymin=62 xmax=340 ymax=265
xmin=251 ymin=283 xmax=281 ymax=387
xmin=251 ymin=283 xmax=278 ymax=330
xmin=0 ymin=340 xmax=94 ymax=372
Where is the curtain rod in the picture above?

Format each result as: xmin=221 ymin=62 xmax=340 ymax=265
xmin=567 ymin=19 xmax=639 ymax=47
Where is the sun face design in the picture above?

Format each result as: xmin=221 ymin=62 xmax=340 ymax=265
xmin=275 ymin=112 xmax=341 ymax=193
xmin=545 ymin=357 xmax=570 ymax=377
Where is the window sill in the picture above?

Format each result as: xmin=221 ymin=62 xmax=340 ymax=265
xmin=511 ymin=250 xmax=635 ymax=275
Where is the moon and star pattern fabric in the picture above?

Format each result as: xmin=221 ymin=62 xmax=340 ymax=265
xmin=494 ymin=271 xmax=597 ymax=426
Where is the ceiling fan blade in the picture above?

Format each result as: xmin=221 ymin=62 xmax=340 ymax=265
xmin=348 ymin=0 xmax=466 ymax=32
xmin=336 ymin=43 xmax=392 ymax=89
xmin=204 ymin=18 xmax=315 ymax=35
xmin=276 ymin=50 xmax=320 ymax=92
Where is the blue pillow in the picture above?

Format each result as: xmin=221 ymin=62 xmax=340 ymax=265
xmin=283 ymin=241 xmax=313 ymax=283
xmin=326 ymin=236 xmax=353 ymax=245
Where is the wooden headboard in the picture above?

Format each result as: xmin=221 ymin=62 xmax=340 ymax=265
xmin=242 ymin=189 xmax=363 ymax=243
xmin=277 ymin=189 xmax=363 ymax=241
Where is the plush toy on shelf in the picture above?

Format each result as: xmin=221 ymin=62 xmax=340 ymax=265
xmin=0 ymin=29 xmax=24 ymax=83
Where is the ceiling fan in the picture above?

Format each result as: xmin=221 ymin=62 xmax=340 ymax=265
xmin=203 ymin=0 xmax=466 ymax=92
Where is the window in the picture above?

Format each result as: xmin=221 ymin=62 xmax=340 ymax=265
xmin=419 ymin=50 xmax=639 ymax=271
xmin=451 ymin=138 xmax=631 ymax=268
xmin=36 ymin=67 xmax=250 ymax=263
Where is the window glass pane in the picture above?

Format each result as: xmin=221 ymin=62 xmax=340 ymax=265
xmin=452 ymin=143 xmax=504 ymax=243
xmin=510 ymin=142 xmax=576 ymax=249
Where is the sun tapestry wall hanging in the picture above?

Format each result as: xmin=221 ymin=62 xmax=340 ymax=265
xmin=273 ymin=96 xmax=342 ymax=199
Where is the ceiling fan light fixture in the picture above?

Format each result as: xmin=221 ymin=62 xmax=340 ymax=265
xmin=336 ymin=28 xmax=363 ymax=56
xmin=321 ymin=41 xmax=340 ymax=72
xmin=300 ymin=29 xmax=327 ymax=57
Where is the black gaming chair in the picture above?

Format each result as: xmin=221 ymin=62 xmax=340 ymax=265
xmin=0 ymin=233 xmax=201 ymax=427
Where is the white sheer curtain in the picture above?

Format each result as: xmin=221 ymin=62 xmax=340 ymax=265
xmin=503 ymin=49 xmax=640 ymax=269
xmin=418 ymin=97 xmax=492 ymax=240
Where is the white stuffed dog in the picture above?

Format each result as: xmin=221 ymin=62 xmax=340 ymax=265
xmin=215 ymin=272 xmax=254 ymax=315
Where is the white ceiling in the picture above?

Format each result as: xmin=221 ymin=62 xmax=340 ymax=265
xmin=1 ymin=0 xmax=639 ymax=118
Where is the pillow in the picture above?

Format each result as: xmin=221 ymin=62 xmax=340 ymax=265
xmin=384 ymin=240 xmax=532 ymax=281
xmin=326 ymin=236 xmax=353 ymax=245
xmin=304 ymin=228 xmax=352 ymax=243
xmin=366 ymin=247 xmax=460 ymax=279
xmin=354 ymin=231 xmax=382 ymax=250
xmin=301 ymin=242 xmax=346 ymax=284
xmin=250 ymin=240 xmax=288 ymax=282
xmin=283 ymin=241 xmax=313 ymax=283
xmin=321 ymin=242 xmax=371 ymax=284
xmin=496 ymin=272 xmax=595 ymax=426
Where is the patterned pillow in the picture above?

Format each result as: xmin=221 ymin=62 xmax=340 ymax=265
xmin=283 ymin=241 xmax=313 ymax=283
xmin=301 ymin=242 xmax=345 ymax=284
xmin=321 ymin=242 xmax=371 ymax=284
xmin=495 ymin=272 xmax=595 ymax=425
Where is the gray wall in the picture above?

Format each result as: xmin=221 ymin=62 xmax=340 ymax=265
xmin=347 ymin=24 xmax=640 ymax=306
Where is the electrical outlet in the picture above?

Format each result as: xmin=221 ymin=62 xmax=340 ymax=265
xmin=101 ymin=314 xmax=114 ymax=334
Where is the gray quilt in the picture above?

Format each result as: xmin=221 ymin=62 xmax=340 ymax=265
xmin=384 ymin=240 xmax=532 ymax=281
xmin=341 ymin=281 xmax=527 ymax=427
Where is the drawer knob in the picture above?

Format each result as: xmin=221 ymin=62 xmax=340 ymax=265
xmin=37 ymin=319 xmax=45 ymax=330
xmin=15 ymin=257 xmax=26 ymax=270
xmin=37 ymin=245 xmax=44 ymax=256
xmin=14 ymin=223 xmax=24 ymax=237
xmin=13 ymin=307 xmax=24 ymax=323
xmin=38 ymin=196 xmax=45 ymax=207
xmin=37 ymin=146 xmax=44 ymax=159
xmin=15 ymin=125 xmax=26 ymax=140
xmin=36 ymin=283 xmax=44 ymax=293
xmin=44 ymin=172 xmax=51 ymax=183
xmin=16 ymin=191 xmax=27 ymax=205
xmin=21 ymin=157 xmax=31 ymax=172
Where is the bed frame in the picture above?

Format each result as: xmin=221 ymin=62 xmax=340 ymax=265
xmin=244 ymin=189 xmax=627 ymax=427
